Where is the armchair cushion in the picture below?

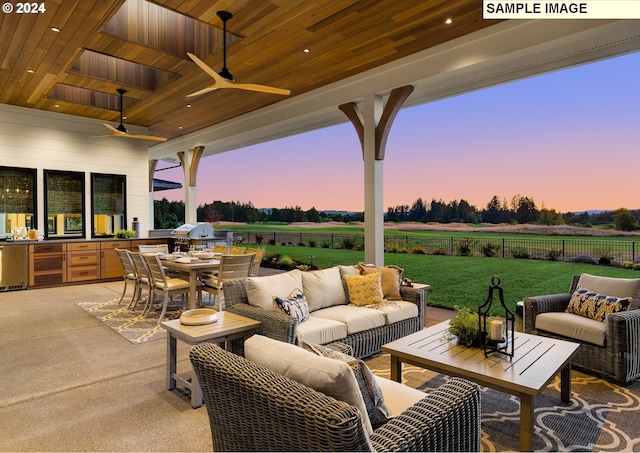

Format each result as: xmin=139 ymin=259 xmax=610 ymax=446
xmin=245 ymin=334 xmax=374 ymax=435
xmin=577 ymin=273 xmax=640 ymax=310
xmin=536 ymin=312 xmax=607 ymax=346
xmin=302 ymin=342 xmax=390 ymax=428
xmin=245 ymin=269 xmax=303 ymax=312
xmin=566 ymin=286 xmax=631 ymax=321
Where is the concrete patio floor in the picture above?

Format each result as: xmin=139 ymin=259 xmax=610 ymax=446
xmin=0 ymin=279 xmax=453 ymax=451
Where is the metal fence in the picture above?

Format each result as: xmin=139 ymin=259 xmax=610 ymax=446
xmin=238 ymin=231 xmax=639 ymax=263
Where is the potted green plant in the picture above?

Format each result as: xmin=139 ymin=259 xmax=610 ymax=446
xmin=445 ymin=306 xmax=481 ymax=346
xmin=114 ymin=229 xmax=136 ymax=239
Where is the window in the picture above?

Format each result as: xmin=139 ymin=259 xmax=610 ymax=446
xmin=0 ymin=167 xmax=37 ymax=239
xmin=45 ymin=170 xmax=85 ymax=239
xmin=91 ymin=173 xmax=126 ymax=237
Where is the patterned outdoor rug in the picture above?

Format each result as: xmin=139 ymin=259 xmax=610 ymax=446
xmin=366 ymin=354 xmax=640 ymax=452
xmin=76 ymin=297 xmax=181 ymax=344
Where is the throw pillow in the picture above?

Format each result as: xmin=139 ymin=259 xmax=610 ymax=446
xmin=274 ymin=288 xmax=310 ymax=323
xmin=357 ymin=263 xmax=404 ymax=300
xmin=301 ymin=342 xmax=389 ymax=428
xmin=343 ymin=271 xmax=385 ymax=306
xmin=566 ymin=286 xmax=631 ymax=321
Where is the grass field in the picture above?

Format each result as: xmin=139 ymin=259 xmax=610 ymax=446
xmin=260 ymin=245 xmax=639 ymax=313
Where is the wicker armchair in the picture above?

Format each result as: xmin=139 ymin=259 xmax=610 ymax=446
xmin=223 ymin=278 xmax=425 ymax=359
xmin=190 ymin=343 xmax=481 ymax=452
xmin=524 ymin=274 xmax=640 ymax=385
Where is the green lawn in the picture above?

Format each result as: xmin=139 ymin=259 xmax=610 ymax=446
xmin=261 ymin=245 xmax=639 ymax=313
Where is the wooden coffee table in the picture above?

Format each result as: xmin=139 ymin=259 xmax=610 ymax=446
xmin=162 ymin=312 xmax=261 ymax=408
xmin=382 ymin=320 xmax=580 ymax=451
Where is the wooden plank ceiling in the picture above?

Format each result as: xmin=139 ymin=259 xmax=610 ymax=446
xmin=0 ymin=0 xmax=500 ymax=142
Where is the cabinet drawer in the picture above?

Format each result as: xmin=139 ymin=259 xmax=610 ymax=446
xmin=30 ymin=243 xmax=65 ymax=254
xmin=101 ymin=240 xmax=130 ymax=250
xmin=69 ymin=252 xmax=99 ymax=266
xmin=67 ymin=265 xmax=100 ymax=282
xmin=68 ymin=242 xmax=98 ymax=251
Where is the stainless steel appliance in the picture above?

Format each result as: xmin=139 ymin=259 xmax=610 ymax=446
xmin=0 ymin=244 xmax=28 ymax=291
xmin=171 ymin=223 xmax=221 ymax=251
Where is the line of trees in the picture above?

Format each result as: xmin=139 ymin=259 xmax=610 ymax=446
xmin=153 ymin=195 xmax=640 ymax=232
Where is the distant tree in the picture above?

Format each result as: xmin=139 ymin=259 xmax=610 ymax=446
xmin=408 ymin=198 xmax=428 ymax=222
xmin=614 ymin=208 xmax=639 ymax=231
xmin=305 ymin=207 xmax=321 ymax=222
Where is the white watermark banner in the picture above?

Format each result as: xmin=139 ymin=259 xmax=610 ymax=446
xmin=483 ymin=0 xmax=640 ymax=18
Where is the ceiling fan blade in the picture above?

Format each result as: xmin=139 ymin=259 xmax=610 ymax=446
xmin=232 ymin=82 xmax=291 ymax=96
xmin=186 ymin=86 xmax=219 ymax=98
xmin=187 ymin=52 xmax=222 ymax=81
xmin=103 ymin=123 xmax=126 ymax=135
xmin=127 ymin=134 xmax=168 ymax=142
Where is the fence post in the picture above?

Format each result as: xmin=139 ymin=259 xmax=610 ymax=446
xmin=450 ymin=237 xmax=454 ymax=256
xmin=502 ymin=238 xmax=505 ymax=258
xmin=633 ymin=241 xmax=636 ymax=261
xmin=273 ymin=232 xmax=276 ymax=245
xmin=562 ymin=239 xmax=565 ymax=261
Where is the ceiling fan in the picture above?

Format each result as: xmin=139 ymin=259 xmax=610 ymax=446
xmin=90 ymin=89 xmax=167 ymax=142
xmin=186 ymin=10 xmax=291 ymax=97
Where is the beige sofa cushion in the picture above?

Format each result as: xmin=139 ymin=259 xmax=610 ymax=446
xmin=578 ymin=273 xmax=640 ymax=310
xmin=301 ymin=266 xmax=348 ymax=312
xmin=311 ymin=305 xmax=386 ymax=335
xmin=245 ymin=269 xmax=303 ymax=312
xmin=377 ymin=301 xmax=419 ymax=325
xmin=244 ymin=334 xmax=373 ymax=436
xmin=295 ymin=315 xmax=348 ymax=345
xmin=374 ymin=375 xmax=425 ymax=417
xmin=536 ymin=312 xmax=606 ymax=346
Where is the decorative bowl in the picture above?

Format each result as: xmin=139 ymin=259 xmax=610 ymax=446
xmin=190 ymin=251 xmax=214 ymax=260
xmin=180 ymin=308 xmax=218 ymax=325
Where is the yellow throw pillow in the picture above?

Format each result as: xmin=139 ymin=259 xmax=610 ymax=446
xmin=343 ymin=271 xmax=385 ymax=306
xmin=566 ymin=286 xmax=631 ymax=321
xmin=357 ymin=263 xmax=403 ymax=301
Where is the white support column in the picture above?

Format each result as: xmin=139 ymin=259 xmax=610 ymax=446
xmin=363 ymin=93 xmax=384 ymax=266
xmin=177 ymin=146 xmax=204 ymax=225
xmin=148 ymin=160 xmax=157 ymax=233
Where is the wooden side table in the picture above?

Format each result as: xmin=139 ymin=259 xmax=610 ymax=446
xmin=161 ymin=312 xmax=261 ymax=408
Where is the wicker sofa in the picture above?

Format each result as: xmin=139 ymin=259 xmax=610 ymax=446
xmin=524 ymin=273 xmax=640 ymax=385
xmin=190 ymin=337 xmax=481 ymax=452
xmin=223 ymin=265 xmax=425 ymax=359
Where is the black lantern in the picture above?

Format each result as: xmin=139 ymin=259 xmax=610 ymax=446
xmin=478 ymin=276 xmax=515 ymax=358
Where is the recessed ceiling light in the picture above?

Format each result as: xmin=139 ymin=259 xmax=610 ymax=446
xmin=303 ymin=48 xmax=310 ymax=53
xmin=54 ymin=104 xmax=60 ymax=108
xmin=51 ymin=27 xmax=60 ymax=32
xmin=122 ymin=116 xmax=127 ymax=120
xmin=445 ymin=18 xmax=453 ymax=25
xmin=179 ymin=126 xmax=183 ymax=129
xmin=27 ymin=69 xmax=34 ymax=73
xmin=186 ymin=104 xmax=191 ymax=108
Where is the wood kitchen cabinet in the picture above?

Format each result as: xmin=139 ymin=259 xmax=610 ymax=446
xmin=67 ymin=242 xmax=100 ymax=282
xmin=28 ymin=243 xmax=67 ymax=287
xmin=100 ymin=240 xmax=130 ymax=279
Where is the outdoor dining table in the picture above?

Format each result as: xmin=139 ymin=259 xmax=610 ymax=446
xmin=161 ymin=258 xmax=220 ymax=310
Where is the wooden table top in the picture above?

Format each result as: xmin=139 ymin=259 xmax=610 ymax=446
xmin=382 ymin=320 xmax=580 ymax=396
xmin=162 ymin=311 xmax=261 ymax=343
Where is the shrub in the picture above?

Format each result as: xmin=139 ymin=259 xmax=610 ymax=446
xmin=254 ymin=234 xmax=263 ymax=245
xmin=342 ymin=237 xmax=355 ymax=250
xmin=481 ymin=242 xmax=501 ymax=257
xmin=297 ymin=242 xmax=306 ymax=247
xmin=321 ymin=240 xmax=331 ymax=248
xmin=279 ymin=255 xmax=294 ymax=269
xmin=594 ymin=247 xmax=614 ymax=265
xmin=268 ymin=239 xmax=276 ymax=246
xmin=571 ymin=254 xmax=598 ymax=264
xmin=114 ymin=229 xmax=136 ymax=238
xmin=432 ymin=248 xmax=447 ymax=255
xmin=511 ymin=247 xmax=530 ymax=259
xmin=546 ymin=249 xmax=562 ymax=261
xmin=308 ymin=238 xmax=316 ymax=247
xmin=458 ymin=237 xmax=477 ymax=256
xmin=409 ymin=245 xmax=427 ymax=254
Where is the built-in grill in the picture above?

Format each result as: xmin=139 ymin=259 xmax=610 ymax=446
xmin=171 ymin=223 xmax=229 ymax=251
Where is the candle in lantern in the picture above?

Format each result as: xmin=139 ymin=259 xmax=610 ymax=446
xmin=490 ymin=319 xmax=503 ymax=341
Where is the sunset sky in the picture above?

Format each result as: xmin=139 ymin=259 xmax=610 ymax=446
xmin=155 ymin=50 xmax=640 ymax=214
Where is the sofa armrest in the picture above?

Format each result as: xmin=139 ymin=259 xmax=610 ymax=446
xmin=400 ymin=285 xmax=426 ymax=328
xmin=524 ymin=293 xmax=571 ymax=333
xmin=370 ymin=377 xmax=481 ymax=452
xmin=226 ymin=303 xmax=297 ymax=344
